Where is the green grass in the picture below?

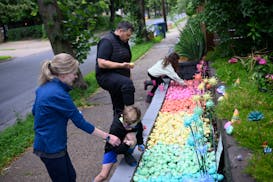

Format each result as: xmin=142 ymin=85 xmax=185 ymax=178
xmin=131 ymin=36 xmax=162 ymax=62
xmin=70 ymin=72 xmax=99 ymax=107
xmin=0 ymin=37 xmax=161 ymax=173
xmin=0 ymin=55 xmax=12 ymax=61
xmin=209 ymin=54 xmax=273 ymax=182
xmin=0 ymin=114 xmax=34 ymax=171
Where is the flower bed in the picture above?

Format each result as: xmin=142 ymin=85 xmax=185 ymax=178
xmin=133 ymin=68 xmax=224 ymax=181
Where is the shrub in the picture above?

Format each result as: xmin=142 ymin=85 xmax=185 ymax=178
xmin=175 ymin=15 xmax=205 ymax=61
xmin=7 ymin=25 xmax=46 ymax=41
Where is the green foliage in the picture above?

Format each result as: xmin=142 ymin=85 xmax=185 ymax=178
xmin=175 ymin=15 xmax=205 ymax=61
xmin=211 ymin=56 xmax=273 ymax=181
xmin=246 ymin=18 xmax=261 ymax=43
xmin=185 ymin=1 xmax=195 ymax=16
xmin=123 ymin=0 xmax=148 ymax=43
xmin=7 ymin=25 xmax=46 ymax=41
xmin=70 ymin=72 xmax=98 ymax=107
xmin=57 ymin=0 xmax=108 ymax=63
xmin=0 ymin=0 xmax=38 ymax=25
xmin=236 ymin=53 xmax=273 ymax=92
xmin=0 ymin=56 xmax=11 ymax=61
xmin=202 ymin=0 xmax=273 ymax=53
xmin=0 ymin=114 xmax=34 ymax=171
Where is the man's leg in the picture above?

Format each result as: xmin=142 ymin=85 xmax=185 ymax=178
xmin=96 ymin=73 xmax=135 ymax=117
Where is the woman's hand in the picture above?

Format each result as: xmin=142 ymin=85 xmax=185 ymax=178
xmin=108 ymin=134 xmax=121 ymax=146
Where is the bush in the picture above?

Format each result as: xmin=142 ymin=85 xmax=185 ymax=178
xmin=175 ymin=15 xmax=205 ymax=61
xmin=7 ymin=25 xmax=46 ymax=41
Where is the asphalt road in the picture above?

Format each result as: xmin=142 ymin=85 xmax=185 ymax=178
xmin=0 ymin=44 xmax=97 ymax=131
xmin=0 ymin=16 xmax=186 ymax=132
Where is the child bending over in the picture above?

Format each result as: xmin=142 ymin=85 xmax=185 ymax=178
xmin=94 ymin=106 xmax=145 ymax=182
xmin=144 ymin=52 xmax=186 ymax=103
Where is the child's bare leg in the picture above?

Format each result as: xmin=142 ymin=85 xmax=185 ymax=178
xmin=94 ymin=163 xmax=114 ymax=182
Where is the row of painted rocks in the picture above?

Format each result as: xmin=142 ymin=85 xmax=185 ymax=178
xmin=133 ymin=62 xmax=224 ymax=182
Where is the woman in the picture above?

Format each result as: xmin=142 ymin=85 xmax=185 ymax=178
xmin=32 ymin=53 xmax=120 ymax=182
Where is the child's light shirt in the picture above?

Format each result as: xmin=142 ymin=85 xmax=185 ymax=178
xmin=148 ymin=59 xmax=184 ymax=85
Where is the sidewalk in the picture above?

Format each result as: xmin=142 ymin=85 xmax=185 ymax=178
xmin=0 ymin=23 xmax=184 ymax=182
xmin=0 ymin=39 xmax=52 ymax=58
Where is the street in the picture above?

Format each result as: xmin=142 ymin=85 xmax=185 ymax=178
xmin=0 ymin=16 xmax=185 ymax=132
xmin=0 ymin=43 xmax=97 ymax=131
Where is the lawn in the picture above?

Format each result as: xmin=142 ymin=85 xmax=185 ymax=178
xmin=0 ymin=55 xmax=11 ymax=61
xmin=207 ymin=52 xmax=273 ymax=182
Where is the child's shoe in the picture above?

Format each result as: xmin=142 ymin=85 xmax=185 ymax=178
xmin=124 ymin=153 xmax=137 ymax=166
xmin=145 ymin=95 xmax=153 ymax=103
xmin=144 ymin=80 xmax=153 ymax=90
xmin=145 ymin=92 xmax=154 ymax=103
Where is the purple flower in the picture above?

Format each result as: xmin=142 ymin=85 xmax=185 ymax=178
xmin=228 ymin=57 xmax=238 ymax=63
xmin=258 ymin=58 xmax=267 ymax=65
xmin=265 ymin=74 xmax=273 ymax=81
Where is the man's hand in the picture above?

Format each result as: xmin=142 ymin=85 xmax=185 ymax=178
xmin=122 ymin=62 xmax=134 ymax=69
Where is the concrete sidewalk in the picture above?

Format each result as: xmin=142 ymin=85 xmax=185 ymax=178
xmin=0 ymin=22 xmax=185 ymax=182
xmin=0 ymin=39 xmax=52 ymax=58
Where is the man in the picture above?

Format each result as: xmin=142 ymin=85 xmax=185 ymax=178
xmin=95 ymin=21 xmax=135 ymax=117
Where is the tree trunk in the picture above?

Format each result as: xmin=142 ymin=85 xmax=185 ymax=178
xmin=139 ymin=0 xmax=149 ymax=41
xmin=37 ymin=0 xmax=74 ymax=55
xmin=109 ymin=0 xmax=115 ymax=29
xmin=161 ymin=0 xmax=168 ymax=32
xmin=147 ymin=8 xmax=150 ymax=19
xmin=37 ymin=0 xmax=87 ymax=89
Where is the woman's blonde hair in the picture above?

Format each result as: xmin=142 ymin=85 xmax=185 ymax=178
xmin=122 ymin=106 xmax=141 ymax=125
xmin=39 ymin=53 xmax=79 ymax=85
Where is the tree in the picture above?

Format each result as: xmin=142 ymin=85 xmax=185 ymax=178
xmin=0 ymin=0 xmax=39 ymax=41
xmin=109 ymin=0 xmax=116 ymax=27
xmin=161 ymin=0 xmax=168 ymax=32
xmin=0 ymin=0 xmax=38 ymax=26
xmin=200 ymin=0 xmax=273 ymax=54
xmin=124 ymin=0 xmax=149 ymax=42
xmin=37 ymin=0 xmax=108 ymax=88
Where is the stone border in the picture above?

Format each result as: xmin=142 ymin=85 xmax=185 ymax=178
xmin=217 ymin=120 xmax=255 ymax=182
xmin=209 ymin=61 xmax=256 ymax=182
